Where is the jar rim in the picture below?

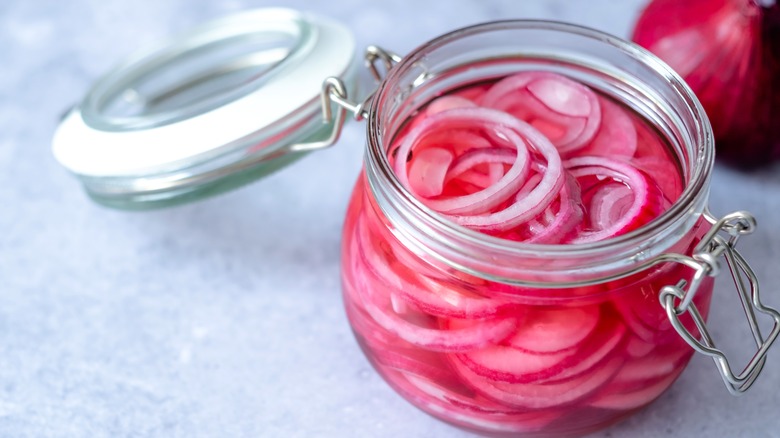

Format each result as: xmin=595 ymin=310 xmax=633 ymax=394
xmin=365 ymin=19 xmax=714 ymax=282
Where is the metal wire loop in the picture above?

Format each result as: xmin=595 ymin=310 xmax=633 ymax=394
xmin=659 ymin=210 xmax=780 ymax=395
xmin=703 ymin=208 xmax=757 ymax=237
xmin=365 ymin=45 xmax=402 ymax=83
xmin=289 ymin=46 xmax=400 ymax=153
xmin=288 ymin=77 xmax=352 ymax=153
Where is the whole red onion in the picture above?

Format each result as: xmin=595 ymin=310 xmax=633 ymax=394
xmin=632 ymin=0 xmax=780 ymax=169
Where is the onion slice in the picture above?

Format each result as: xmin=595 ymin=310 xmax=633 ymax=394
xmin=565 ymin=157 xmax=655 ymax=243
xmin=481 ymin=72 xmax=602 ymax=154
xmin=393 ymin=109 xmax=532 ymax=216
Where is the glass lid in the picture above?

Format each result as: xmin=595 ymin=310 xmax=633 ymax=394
xmin=52 ymin=8 xmax=356 ymax=209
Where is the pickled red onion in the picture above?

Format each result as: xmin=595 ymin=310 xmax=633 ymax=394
xmin=354 ymin=217 xmax=518 ymax=351
xmin=426 ymin=95 xmax=478 ymax=114
xmin=576 ymin=97 xmax=637 ymax=158
xmin=453 ymin=355 xmax=624 ymax=409
xmin=409 ymin=147 xmax=454 ymax=198
xmin=444 ymin=147 xmax=517 ymax=186
xmin=524 ymin=175 xmax=583 ymax=244
xmin=356 ymin=279 xmax=518 ymax=352
xmin=481 ymin=72 xmax=601 ymax=154
xmin=565 ymin=157 xmax=653 ymax=243
xmin=389 ymin=71 xmax=678 ymax=242
xmin=393 ymin=109 xmax=532 ymax=215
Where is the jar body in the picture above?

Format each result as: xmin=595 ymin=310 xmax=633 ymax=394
xmin=341 ymin=174 xmax=712 ymax=436
xmin=340 ymin=20 xmax=717 ymax=437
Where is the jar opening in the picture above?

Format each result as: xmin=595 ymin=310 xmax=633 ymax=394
xmin=365 ymin=20 xmax=714 ymax=285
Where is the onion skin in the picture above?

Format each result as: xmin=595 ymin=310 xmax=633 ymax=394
xmin=632 ymin=0 xmax=780 ymax=169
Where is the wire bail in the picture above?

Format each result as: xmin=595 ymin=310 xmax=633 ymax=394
xmin=289 ymin=46 xmax=400 ymax=153
xmin=365 ymin=45 xmax=403 ymax=83
xmin=659 ymin=210 xmax=780 ymax=395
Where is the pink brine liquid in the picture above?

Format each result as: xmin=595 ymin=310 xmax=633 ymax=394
xmin=341 ymin=72 xmax=712 ymax=436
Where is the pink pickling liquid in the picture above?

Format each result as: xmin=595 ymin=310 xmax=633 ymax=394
xmin=341 ymin=73 xmax=713 ymax=437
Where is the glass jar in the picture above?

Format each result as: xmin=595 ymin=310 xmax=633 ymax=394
xmin=339 ymin=21 xmax=777 ymax=436
xmin=51 ymin=10 xmax=779 ymax=438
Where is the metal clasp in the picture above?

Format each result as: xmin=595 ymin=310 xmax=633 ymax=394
xmin=289 ymin=46 xmax=401 ymax=153
xmin=659 ymin=210 xmax=780 ymax=395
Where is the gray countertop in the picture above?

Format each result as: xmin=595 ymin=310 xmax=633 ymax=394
xmin=2 ymin=1 xmax=779 ymax=437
